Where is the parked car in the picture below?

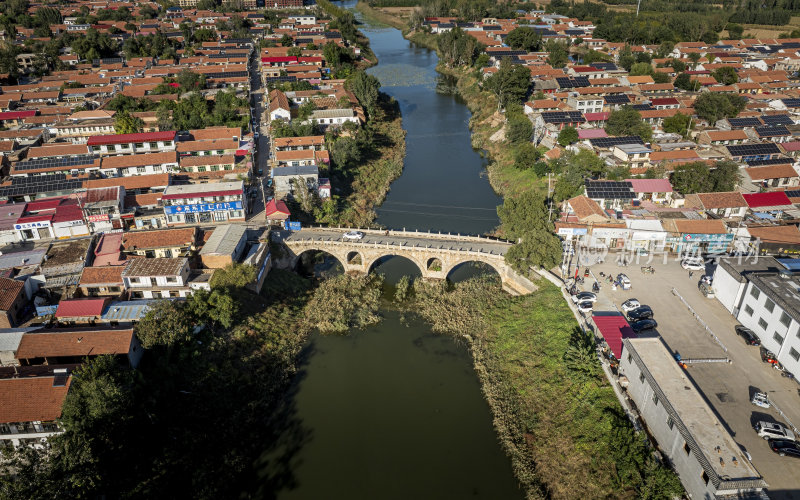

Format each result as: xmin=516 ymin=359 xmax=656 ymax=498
xmin=617 ymin=273 xmax=631 ymax=290
xmin=630 ymin=319 xmax=658 ymax=333
xmin=342 ymin=231 xmax=365 ymax=241
xmin=760 ymin=347 xmax=778 ymax=365
xmin=627 ymin=306 xmax=654 ymax=321
xmin=621 ymin=299 xmax=641 ymax=313
xmin=755 ymin=421 xmax=796 ymax=441
xmin=681 ymin=257 xmax=705 ymax=271
xmin=735 ymin=326 xmax=761 ymax=346
xmin=768 ymin=439 xmax=800 ymax=458
xmin=572 ymin=292 xmax=597 ymax=304
xmin=577 ymin=301 xmax=594 ymax=313
xmin=698 ymin=282 xmax=715 ymax=298
xmin=751 ymin=391 xmax=770 ymax=409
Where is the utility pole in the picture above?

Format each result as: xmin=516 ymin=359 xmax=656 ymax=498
xmin=636 ymin=0 xmax=642 ymax=16
xmin=547 ymin=172 xmax=554 ymax=222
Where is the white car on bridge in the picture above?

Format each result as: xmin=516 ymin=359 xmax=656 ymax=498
xmin=342 ymin=231 xmax=365 ymax=241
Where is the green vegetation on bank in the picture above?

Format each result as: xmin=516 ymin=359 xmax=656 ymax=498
xmin=0 ymin=266 xmax=311 ymax=499
xmin=355 ymin=1 xmax=409 ymax=30
xmin=408 ymin=278 xmax=684 ymax=500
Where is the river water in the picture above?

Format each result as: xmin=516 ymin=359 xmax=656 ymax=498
xmin=257 ymin=5 xmax=520 ymax=499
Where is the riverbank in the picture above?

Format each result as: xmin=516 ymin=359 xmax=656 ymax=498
xmin=408 ymin=278 xmax=683 ymax=499
xmin=355 ymin=1 xmax=408 ymax=31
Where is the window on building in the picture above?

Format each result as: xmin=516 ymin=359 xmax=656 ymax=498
xmin=750 ymin=287 xmax=761 ymax=300
xmin=765 ymin=298 xmax=776 ymax=313
xmin=780 ymin=311 xmax=792 ymax=328
xmin=197 ymin=166 xmax=206 ymax=172
xmin=137 ymin=166 xmax=147 ymax=173
xmin=652 ymin=394 xmax=659 ymax=406
xmin=627 ymin=354 xmax=632 ymax=363
xmin=684 ymin=442 xmax=691 ymax=456
xmin=210 ymin=165 xmax=219 ymax=171
xmin=774 ymin=332 xmax=785 ymax=345
xmin=214 ymin=211 xmax=227 ymax=221
xmin=701 ymin=471 xmax=709 ymax=485
xmin=184 ymin=213 xmax=196 ymax=224
xmin=149 ymin=142 xmax=158 ymax=148
xmin=744 ymin=305 xmax=754 ymax=316
xmin=639 ymin=373 xmax=645 ymax=383
xmin=790 ymin=347 xmax=800 ymax=361
xmin=134 ymin=143 xmax=144 ymax=148
xmin=759 ymin=318 xmax=768 ymax=330
xmin=667 ymin=416 xmax=674 ymax=430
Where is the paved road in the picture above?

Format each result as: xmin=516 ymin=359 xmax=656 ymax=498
xmin=573 ymin=255 xmax=800 ymax=499
xmin=280 ymin=228 xmax=512 ymax=255
xmin=247 ymin=50 xmax=271 ymax=222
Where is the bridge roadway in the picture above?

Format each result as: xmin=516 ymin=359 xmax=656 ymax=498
xmin=275 ymin=228 xmax=536 ymax=295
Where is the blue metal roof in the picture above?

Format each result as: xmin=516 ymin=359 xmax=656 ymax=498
xmin=778 ymin=258 xmax=800 ymax=270
xmin=100 ymin=300 xmax=162 ymax=322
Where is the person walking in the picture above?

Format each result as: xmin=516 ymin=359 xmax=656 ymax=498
xmin=688 ymin=271 xmax=694 ymax=278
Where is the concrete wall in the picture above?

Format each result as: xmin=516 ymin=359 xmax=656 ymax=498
xmin=712 ymin=264 xmax=745 ymax=314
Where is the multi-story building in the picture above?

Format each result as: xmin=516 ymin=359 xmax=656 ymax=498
xmin=713 ymin=257 xmax=800 ymax=378
xmin=121 ymin=257 xmax=193 ymax=299
xmin=87 ymin=131 xmax=177 ymax=155
xmin=620 ymin=337 xmax=767 ymax=498
xmin=0 ymin=375 xmax=71 ymax=447
xmin=161 ymin=181 xmax=247 ymax=226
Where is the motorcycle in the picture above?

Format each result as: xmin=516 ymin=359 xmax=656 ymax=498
xmin=592 ymin=282 xmax=600 ymax=293
xmin=641 ymin=266 xmax=655 ymax=274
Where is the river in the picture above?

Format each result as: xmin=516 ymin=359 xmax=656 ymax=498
xmin=256 ymin=4 xmax=520 ymax=499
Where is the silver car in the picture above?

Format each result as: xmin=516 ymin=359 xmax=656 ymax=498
xmin=755 ymin=421 xmax=795 ymax=441
xmin=342 ymin=231 xmax=365 ymax=241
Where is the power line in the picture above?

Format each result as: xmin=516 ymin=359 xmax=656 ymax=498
xmin=376 ymin=208 xmax=499 ymax=221
xmin=381 ymin=201 xmax=498 ymax=211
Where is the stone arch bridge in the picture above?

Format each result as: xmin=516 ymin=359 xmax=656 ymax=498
xmin=273 ymin=228 xmax=537 ymax=295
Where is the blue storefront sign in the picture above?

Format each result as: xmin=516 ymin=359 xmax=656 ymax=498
xmin=284 ymin=220 xmax=302 ymax=231
xmin=682 ymin=233 xmax=734 ymax=243
xmin=164 ymin=201 xmax=242 ymax=215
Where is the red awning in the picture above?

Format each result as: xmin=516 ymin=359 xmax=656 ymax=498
xmin=592 ymin=314 xmax=636 ymax=359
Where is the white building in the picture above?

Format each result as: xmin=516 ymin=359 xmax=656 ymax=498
xmin=121 ymin=257 xmax=193 ymax=299
xmin=161 ymin=181 xmax=247 ymax=226
xmin=713 ymin=257 xmax=800 ymax=378
xmin=307 ymin=109 xmax=360 ymax=129
xmin=621 ymin=337 xmax=767 ymax=498
xmin=87 ymin=131 xmax=176 ymax=155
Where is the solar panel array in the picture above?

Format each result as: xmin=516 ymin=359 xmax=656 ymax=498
xmin=589 ymin=136 xmax=645 ymax=148
xmin=556 ymin=76 xmax=590 ymax=88
xmin=208 ymin=53 xmax=246 ymax=59
xmin=0 ymin=174 xmax=83 ymax=198
xmin=266 ymin=76 xmax=297 ymax=83
xmin=585 ymin=180 xmax=634 ymax=200
xmin=727 ymin=143 xmax=781 ymax=156
xmin=632 ymin=104 xmax=654 ymax=111
xmin=591 ymin=62 xmax=618 ymax=71
xmin=541 ymin=111 xmax=585 ymax=124
xmin=203 ymin=71 xmax=248 ymax=78
xmin=747 ymin=157 xmax=794 ymax=167
xmin=487 ymin=50 xmax=527 ymax=57
xmin=728 ymin=117 xmax=762 ymax=128
xmin=604 ymin=94 xmax=630 ymax=104
xmin=782 ymin=98 xmax=800 ymax=108
xmin=761 ymin=114 xmax=794 ymax=126
xmin=784 ymin=189 xmax=800 ymax=198
xmin=13 ymin=155 xmax=96 ymax=172
xmin=755 ymin=125 xmax=790 ymax=137
xmin=323 ymin=32 xmax=342 ymax=39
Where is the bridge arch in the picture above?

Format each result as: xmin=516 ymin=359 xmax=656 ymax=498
xmin=294 ymin=248 xmax=345 ymax=277
xmin=444 ymin=258 xmax=503 ymax=284
xmin=346 ymin=251 xmax=363 ymax=265
xmin=366 ymin=254 xmax=425 ymax=277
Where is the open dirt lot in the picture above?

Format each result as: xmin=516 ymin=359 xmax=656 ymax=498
xmin=569 ymin=254 xmax=800 ymax=499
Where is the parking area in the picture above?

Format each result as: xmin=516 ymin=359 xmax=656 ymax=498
xmin=570 ymin=255 xmax=800 ymax=499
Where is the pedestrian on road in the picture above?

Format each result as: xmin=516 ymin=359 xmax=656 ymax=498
xmin=688 ymin=271 xmax=694 ymax=278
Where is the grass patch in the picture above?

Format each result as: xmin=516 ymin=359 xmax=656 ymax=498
xmin=408 ymin=278 xmax=683 ymax=499
xmin=355 ymin=1 xmax=408 ymax=30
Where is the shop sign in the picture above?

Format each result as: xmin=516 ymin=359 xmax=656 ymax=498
xmin=164 ymin=201 xmax=242 ymax=214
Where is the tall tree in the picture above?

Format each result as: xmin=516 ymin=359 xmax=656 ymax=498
xmin=606 ymin=106 xmax=652 ymax=141
xmin=484 ymin=57 xmax=531 ymax=110
xmin=505 ymin=27 xmax=542 ymax=52
xmin=693 ymin=92 xmax=746 ymax=124
xmin=498 ymin=190 xmax=562 ymax=272
xmin=711 ymin=66 xmax=738 ymax=85
xmin=558 ymin=126 xmax=579 ymax=146
xmin=114 ymin=111 xmax=144 ymax=134
xmin=545 ymin=40 xmax=568 ymax=68
xmin=347 ymin=71 xmax=380 ymax=117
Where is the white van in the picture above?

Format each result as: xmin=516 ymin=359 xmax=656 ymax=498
xmin=755 ymin=421 xmax=795 ymax=441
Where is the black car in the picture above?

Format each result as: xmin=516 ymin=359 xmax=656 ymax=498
xmin=627 ymin=306 xmax=654 ymax=321
xmin=735 ymin=325 xmax=761 ymax=346
xmin=630 ymin=319 xmax=658 ymax=333
xmin=768 ymin=439 xmax=800 ymax=458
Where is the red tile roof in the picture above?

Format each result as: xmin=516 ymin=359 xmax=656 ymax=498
xmin=16 ymin=328 xmax=134 ymax=359
xmin=0 ymin=377 xmax=71 ymax=424
xmin=87 ymin=131 xmax=175 ymax=146
xmin=0 ymin=278 xmax=24 ymax=311
xmin=742 ymin=191 xmax=793 ymax=208
xmin=265 ymin=198 xmax=290 ymax=217
xmin=54 ymin=298 xmax=109 ymax=318
xmin=0 ymin=110 xmax=37 ymax=120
